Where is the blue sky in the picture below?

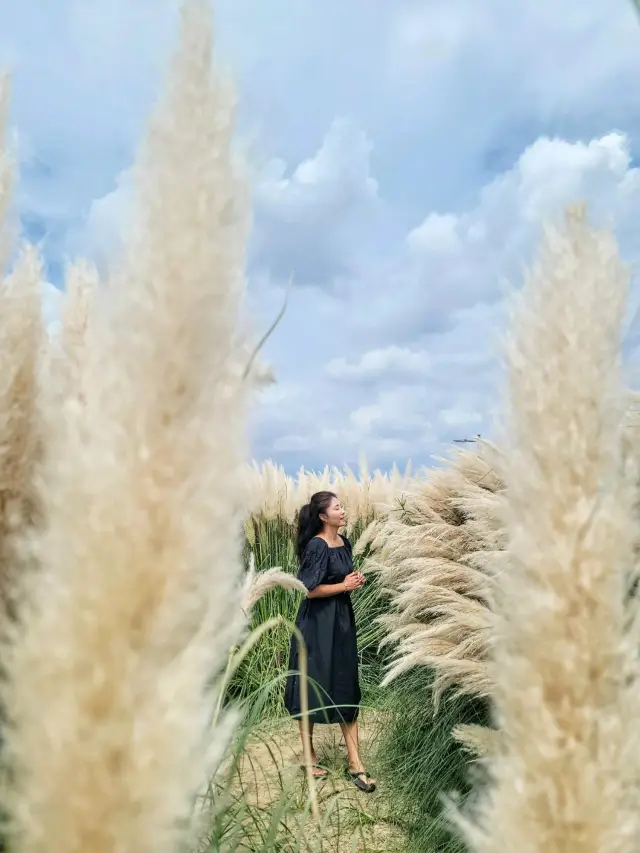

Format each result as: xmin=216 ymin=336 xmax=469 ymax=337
xmin=3 ymin=0 xmax=640 ymax=473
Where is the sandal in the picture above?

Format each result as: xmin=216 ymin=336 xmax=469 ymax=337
xmin=308 ymin=764 xmax=328 ymax=778
xmin=345 ymin=770 xmax=376 ymax=793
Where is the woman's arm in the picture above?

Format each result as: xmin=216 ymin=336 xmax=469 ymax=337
xmin=306 ymin=582 xmax=347 ymax=599
xmin=306 ymin=572 xmax=365 ymax=599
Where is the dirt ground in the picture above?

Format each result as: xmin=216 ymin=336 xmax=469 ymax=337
xmin=226 ymin=709 xmax=405 ymax=853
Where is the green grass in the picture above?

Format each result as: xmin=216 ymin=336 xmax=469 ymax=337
xmin=374 ymin=668 xmax=491 ymax=853
xmin=200 ymin=683 xmax=405 ymax=853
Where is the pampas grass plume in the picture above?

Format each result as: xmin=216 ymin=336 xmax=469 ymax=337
xmin=460 ymin=205 xmax=640 ymax=853
xmin=1 ymin=6 xmax=253 ymax=853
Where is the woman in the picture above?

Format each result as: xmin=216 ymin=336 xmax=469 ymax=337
xmin=284 ymin=491 xmax=376 ymax=794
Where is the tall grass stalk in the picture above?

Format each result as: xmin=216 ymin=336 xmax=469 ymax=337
xmin=45 ymin=258 xmax=97 ymax=406
xmin=360 ymin=447 xmax=502 ymax=708
xmin=0 ymin=75 xmax=44 ymax=623
xmin=376 ymin=667 xmax=489 ymax=853
xmin=244 ymin=460 xmax=412 ymax=529
xmin=0 ymin=6 xmax=257 ymax=853
xmin=460 ymin=205 xmax=640 ymax=853
xmin=0 ymin=242 xmax=45 ymax=623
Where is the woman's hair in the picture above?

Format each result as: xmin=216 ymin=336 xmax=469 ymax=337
xmin=296 ymin=491 xmax=337 ymax=561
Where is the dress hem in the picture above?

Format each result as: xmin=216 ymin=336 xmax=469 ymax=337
xmin=285 ymin=707 xmax=360 ymax=725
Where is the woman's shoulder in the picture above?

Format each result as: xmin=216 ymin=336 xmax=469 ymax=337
xmin=306 ymin=536 xmax=329 ymax=554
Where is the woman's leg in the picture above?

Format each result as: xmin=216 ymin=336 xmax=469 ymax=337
xmin=340 ymin=720 xmax=375 ymax=784
xmin=298 ymin=720 xmax=327 ymax=777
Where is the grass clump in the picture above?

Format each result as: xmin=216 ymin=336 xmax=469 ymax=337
xmin=375 ymin=668 xmax=489 ymax=853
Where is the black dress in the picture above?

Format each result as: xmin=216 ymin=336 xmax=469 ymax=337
xmin=284 ymin=536 xmax=361 ymax=724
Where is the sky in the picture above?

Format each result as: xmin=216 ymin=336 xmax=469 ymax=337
xmin=3 ymin=0 xmax=640 ymax=473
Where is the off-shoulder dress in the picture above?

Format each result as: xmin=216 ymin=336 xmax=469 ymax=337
xmin=284 ymin=536 xmax=361 ymax=724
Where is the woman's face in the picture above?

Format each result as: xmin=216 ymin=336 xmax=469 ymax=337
xmin=322 ymin=497 xmax=346 ymax=529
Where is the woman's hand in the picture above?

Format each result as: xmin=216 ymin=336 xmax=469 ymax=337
xmin=343 ymin=572 xmax=366 ymax=592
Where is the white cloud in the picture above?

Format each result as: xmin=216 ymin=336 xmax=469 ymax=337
xmin=326 ymin=346 xmax=431 ymax=381
xmin=252 ymin=128 xmax=640 ymax=470
xmin=251 ymin=118 xmax=378 ymax=285
xmin=439 ymin=405 xmax=483 ymax=429
xmin=349 ymin=404 xmax=383 ymax=434
xmin=255 ymin=118 xmax=377 ymax=217
xmin=407 ymin=214 xmax=460 ymax=255
xmin=344 ymin=131 xmax=640 ymax=349
xmin=4 ymin=0 xmax=640 ymax=473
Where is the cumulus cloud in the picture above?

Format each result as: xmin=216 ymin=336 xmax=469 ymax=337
xmin=406 ymin=214 xmax=461 ymax=255
xmin=255 ymin=119 xmax=377 ymax=221
xmin=326 ymin=346 xmax=431 ymax=381
xmin=252 ymin=130 xmax=640 ymax=470
xmin=74 ymin=116 xmax=378 ymax=285
xmin=4 ymin=0 xmax=640 ymax=472
xmin=343 ymin=132 xmax=640 ymax=347
xmin=250 ymin=117 xmax=379 ymax=286
xmin=78 ymin=125 xmax=640 ymax=472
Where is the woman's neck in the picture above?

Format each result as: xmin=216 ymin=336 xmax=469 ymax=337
xmin=322 ymin=528 xmax=341 ymax=546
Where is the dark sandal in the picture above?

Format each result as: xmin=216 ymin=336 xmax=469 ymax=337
xmin=309 ymin=764 xmax=328 ymax=778
xmin=346 ymin=770 xmax=376 ymax=793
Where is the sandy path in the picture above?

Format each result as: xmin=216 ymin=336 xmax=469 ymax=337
xmin=222 ymin=710 xmax=405 ymax=853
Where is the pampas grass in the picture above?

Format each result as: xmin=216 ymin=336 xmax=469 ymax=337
xmin=356 ymin=206 xmax=640 ymax=852
xmin=360 ymin=443 xmax=503 ymax=708
xmin=460 ymin=205 xmax=640 ymax=853
xmin=374 ymin=667 xmax=490 ymax=853
xmin=243 ymin=556 xmax=307 ymax=612
xmin=0 ymin=237 xmax=45 ymax=622
xmin=351 ymin=449 xmax=500 ymax=851
xmin=244 ymin=458 xmax=412 ymax=530
xmin=0 ymin=71 xmax=44 ymax=625
xmin=46 ymin=259 xmax=97 ymax=405
xmin=0 ymin=5 xmax=260 ymax=853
